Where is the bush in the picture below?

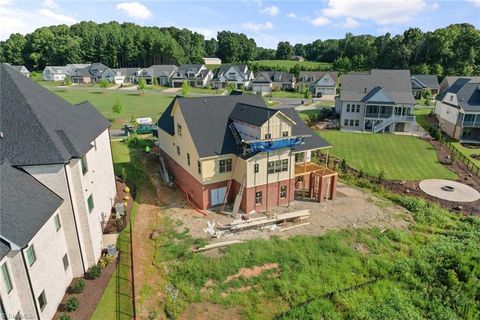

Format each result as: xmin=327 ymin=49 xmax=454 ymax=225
xmin=98 ymin=254 xmax=116 ymax=269
xmin=71 ymin=279 xmax=86 ymax=294
xmin=86 ymin=265 xmax=101 ymax=279
xmin=59 ymin=313 xmax=71 ymax=320
xmin=65 ymin=297 xmax=79 ymax=312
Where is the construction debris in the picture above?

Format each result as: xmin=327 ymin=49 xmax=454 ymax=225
xmin=204 ymin=210 xmax=311 ymax=238
xmin=194 ymin=240 xmax=244 ymax=252
xmin=278 ymin=222 xmax=311 ymax=232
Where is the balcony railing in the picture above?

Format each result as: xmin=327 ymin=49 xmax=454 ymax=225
xmin=365 ymin=113 xmax=393 ymax=118
xmin=462 ymin=120 xmax=480 ymax=127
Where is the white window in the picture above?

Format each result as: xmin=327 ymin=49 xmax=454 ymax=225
xmin=344 ymin=119 xmax=349 ymax=126
xmin=280 ymin=186 xmax=287 ymax=199
xmin=219 ymin=159 xmax=232 ymax=173
xmin=349 ymin=120 xmax=354 ymax=126
xmin=346 ymin=104 xmax=350 ymax=112
xmin=1 ymin=263 xmax=13 ymax=293
xmin=63 ymin=254 xmax=69 ymax=270
xmin=54 ymin=214 xmax=61 ymax=231
xmin=26 ymin=245 xmax=36 ymax=267
xmin=255 ymin=192 xmax=262 ymax=205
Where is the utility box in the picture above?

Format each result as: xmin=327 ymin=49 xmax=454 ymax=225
xmin=115 ymin=202 xmax=125 ymax=219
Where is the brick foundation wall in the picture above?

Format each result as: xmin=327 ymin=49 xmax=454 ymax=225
xmin=240 ymin=179 xmax=296 ymax=213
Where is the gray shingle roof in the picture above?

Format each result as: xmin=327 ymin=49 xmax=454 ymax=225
xmin=0 ymin=63 xmax=110 ymax=166
xmin=157 ymin=95 xmax=331 ymax=158
xmin=253 ymin=71 xmax=295 ymax=84
xmin=0 ymin=161 xmax=63 ymax=250
xmin=230 ymin=103 xmax=278 ymax=126
xmin=213 ymin=65 xmax=249 ymax=81
xmin=440 ymin=76 xmax=480 ymax=91
xmin=411 ymin=75 xmax=439 ymax=90
xmin=113 ymin=67 xmax=140 ymax=77
xmin=441 ymin=78 xmax=480 ymax=112
xmin=0 ymin=239 xmax=10 ymax=260
xmin=298 ymin=71 xmax=338 ymax=83
xmin=340 ymin=69 xmax=415 ymax=105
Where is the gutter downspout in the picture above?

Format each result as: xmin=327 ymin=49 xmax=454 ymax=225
xmin=21 ymin=249 xmax=40 ymax=320
xmin=64 ymin=166 xmax=87 ymax=274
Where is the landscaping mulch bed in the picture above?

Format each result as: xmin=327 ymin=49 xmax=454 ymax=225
xmin=54 ymin=261 xmax=116 ymax=320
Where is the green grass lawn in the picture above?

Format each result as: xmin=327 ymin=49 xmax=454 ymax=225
xmin=270 ymin=91 xmax=304 ymax=98
xmin=413 ymin=107 xmax=434 ymax=130
xmin=450 ymin=142 xmax=480 ymax=169
xmin=251 ymin=60 xmax=332 ymax=70
xmin=318 ymin=130 xmax=457 ymax=180
xmin=46 ymin=87 xmax=174 ymax=129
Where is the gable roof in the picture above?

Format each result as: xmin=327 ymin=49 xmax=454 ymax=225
xmin=440 ymin=76 xmax=480 ymax=91
xmin=253 ymin=71 xmax=295 ymax=84
xmin=230 ymin=103 xmax=295 ymax=127
xmin=44 ymin=66 xmax=68 ymax=74
xmin=213 ymin=65 xmax=250 ymax=81
xmin=362 ymin=86 xmax=395 ymax=104
xmin=340 ymin=69 xmax=415 ymax=105
xmin=411 ymin=75 xmax=439 ymax=90
xmin=157 ymin=95 xmax=330 ymax=158
xmin=111 ymin=68 xmax=140 ymax=77
xmin=440 ymin=78 xmax=480 ymax=112
xmin=298 ymin=71 xmax=338 ymax=83
xmin=0 ymin=63 xmax=110 ymax=166
xmin=0 ymin=161 xmax=63 ymax=252
xmin=139 ymin=65 xmax=178 ymax=78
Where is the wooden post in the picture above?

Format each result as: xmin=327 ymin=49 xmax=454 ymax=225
xmin=302 ymin=153 xmax=306 ymax=199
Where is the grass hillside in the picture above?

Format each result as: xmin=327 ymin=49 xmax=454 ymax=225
xmin=250 ymin=60 xmax=332 ymax=71
xmin=318 ymin=130 xmax=457 ymax=180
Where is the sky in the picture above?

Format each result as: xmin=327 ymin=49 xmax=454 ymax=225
xmin=0 ymin=0 xmax=479 ymax=48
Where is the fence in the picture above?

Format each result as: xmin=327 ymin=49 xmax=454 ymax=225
xmin=115 ymin=217 xmax=136 ymax=320
xmin=444 ymin=142 xmax=480 ymax=176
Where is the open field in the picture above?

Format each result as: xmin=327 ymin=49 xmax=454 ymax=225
xmin=450 ymin=142 xmax=480 ymax=169
xmin=45 ymin=87 xmax=174 ymax=129
xmin=250 ymin=60 xmax=332 ymax=70
xmin=317 ymin=130 xmax=457 ymax=180
xmin=93 ymin=137 xmax=480 ymax=320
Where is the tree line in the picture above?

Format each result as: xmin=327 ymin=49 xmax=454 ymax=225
xmin=0 ymin=21 xmax=478 ymax=76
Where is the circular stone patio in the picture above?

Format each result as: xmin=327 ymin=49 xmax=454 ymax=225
xmin=419 ymin=179 xmax=480 ymax=202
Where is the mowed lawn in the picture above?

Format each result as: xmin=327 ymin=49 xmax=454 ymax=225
xmin=46 ymin=87 xmax=174 ymax=129
xmin=251 ymin=59 xmax=332 ymax=70
xmin=318 ymin=131 xmax=457 ymax=180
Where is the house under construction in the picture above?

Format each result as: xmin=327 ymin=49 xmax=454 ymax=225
xmin=155 ymin=95 xmax=338 ymax=214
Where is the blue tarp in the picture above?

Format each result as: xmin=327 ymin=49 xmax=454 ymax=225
xmin=248 ymin=137 xmax=305 ymax=152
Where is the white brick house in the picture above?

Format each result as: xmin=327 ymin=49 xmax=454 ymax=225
xmin=0 ymin=63 xmax=116 ymax=320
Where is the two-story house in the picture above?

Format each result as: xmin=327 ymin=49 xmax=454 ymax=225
xmin=71 ymin=63 xmax=109 ymax=84
xmin=435 ymin=78 xmax=480 ymax=143
xmin=156 ymin=95 xmax=337 ymax=215
xmin=210 ymin=65 xmax=254 ymax=90
xmin=336 ymin=69 xmax=416 ymax=133
xmin=171 ymin=64 xmax=213 ymax=88
xmin=0 ymin=63 xmax=117 ymax=320
xmin=136 ymin=65 xmax=178 ymax=86
xmin=296 ymin=71 xmax=338 ymax=98
xmin=252 ymin=71 xmax=296 ymax=95
xmin=102 ymin=67 xmax=139 ymax=84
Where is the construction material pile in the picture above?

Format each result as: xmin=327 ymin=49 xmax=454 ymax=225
xmin=203 ymin=210 xmax=310 ymax=239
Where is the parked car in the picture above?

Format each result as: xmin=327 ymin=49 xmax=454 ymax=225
xmin=123 ymin=123 xmax=154 ymax=135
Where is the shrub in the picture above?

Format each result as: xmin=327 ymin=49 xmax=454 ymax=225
xmin=98 ymin=254 xmax=116 ymax=269
xmin=86 ymin=265 xmax=101 ymax=279
xmin=71 ymin=279 xmax=86 ymax=294
xmin=59 ymin=313 xmax=71 ymax=320
xmin=65 ymin=297 xmax=79 ymax=312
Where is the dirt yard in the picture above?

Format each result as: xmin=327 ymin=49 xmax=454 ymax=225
xmin=132 ymin=154 xmax=412 ymax=318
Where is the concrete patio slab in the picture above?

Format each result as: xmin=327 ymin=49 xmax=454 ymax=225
xmin=419 ymin=179 xmax=480 ymax=202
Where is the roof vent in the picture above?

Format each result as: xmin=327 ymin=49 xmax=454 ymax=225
xmin=204 ymin=99 xmax=207 ymax=103
xmin=364 ymin=87 xmax=367 ymax=93
xmin=0 ymin=132 xmax=3 ymax=139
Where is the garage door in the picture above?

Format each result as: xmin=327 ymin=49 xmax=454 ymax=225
xmin=210 ymin=187 xmax=227 ymax=206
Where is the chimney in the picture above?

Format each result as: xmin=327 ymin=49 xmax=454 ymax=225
xmin=364 ymin=87 xmax=367 ymax=93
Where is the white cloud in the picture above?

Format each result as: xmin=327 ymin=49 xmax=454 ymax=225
xmin=339 ymin=17 xmax=359 ymax=28
xmin=191 ymin=27 xmax=217 ymax=39
xmin=309 ymin=16 xmax=330 ymax=26
xmin=286 ymin=12 xmax=297 ymax=19
xmin=116 ymin=2 xmax=152 ymax=20
xmin=261 ymin=5 xmax=279 ymax=16
xmin=0 ymin=0 xmax=77 ymax=40
xmin=468 ymin=0 xmax=480 ymax=6
xmin=322 ymin=0 xmax=426 ymax=25
xmin=242 ymin=21 xmax=273 ymax=31
xmin=38 ymin=8 xmax=76 ymax=24
xmin=42 ymin=0 xmax=58 ymax=9
xmin=431 ymin=2 xmax=439 ymax=10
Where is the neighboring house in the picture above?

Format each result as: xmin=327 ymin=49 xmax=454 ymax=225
xmin=210 ymin=64 xmax=254 ymax=90
xmin=252 ymin=71 xmax=296 ymax=95
xmin=440 ymin=76 xmax=480 ymax=93
xmin=411 ymin=74 xmax=440 ymax=99
xmin=136 ymin=65 xmax=178 ymax=85
xmin=291 ymin=56 xmax=305 ymax=61
xmin=435 ymin=78 xmax=480 ymax=143
xmin=9 ymin=65 xmax=30 ymax=77
xmin=171 ymin=64 xmax=213 ymax=88
xmin=42 ymin=66 xmax=68 ymax=81
xmin=65 ymin=64 xmax=90 ymax=76
xmin=203 ymin=57 xmax=222 ymax=65
xmin=70 ymin=67 xmax=92 ymax=84
xmin=0 ymin=63 xmax=117 ymax=320
xmin=296 ymin=71 xmax=338 ymax=97
xmin=156 ymin=95 xmax=337 ymax=214
xmin=102 ymin=67 xmax=139 ymax=84
xmin=70 ymin=63 xmax=109 ymax=84
xmin=336 ymin=69 xmax=416 ymax=133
